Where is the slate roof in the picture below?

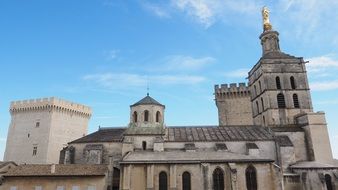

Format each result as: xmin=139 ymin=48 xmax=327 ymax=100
xmin=70 ymin=128 xmax=125 ymax=143
xmin=131 ymin=94 xmax=164 ymax=107
xmin=165 ymin=126 xmax=274 ymax=142
xmin=276 ymin=135 xmax=293 ymax=147
xmin=121 ymin=151 xmax=274 ymax=164
xmin=290 ymin=161 xmax=338 ymax=169
xmin=4 ymin=164 xmax=108 ymax=177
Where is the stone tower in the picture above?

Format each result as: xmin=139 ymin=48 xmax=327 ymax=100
xmin=214 ymin=83 xmax=253 ymax=126
xmin=4 ymin=97 xmax=92 ymax=164
xmin=248 ymin=8 xmax=313 ymax=126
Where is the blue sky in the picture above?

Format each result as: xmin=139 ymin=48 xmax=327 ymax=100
xmin=0 ymin=0 xmax=338 ymax=160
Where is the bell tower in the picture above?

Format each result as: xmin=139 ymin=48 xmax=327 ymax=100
xmin=248 ymin=7 xmax=313 ymax=126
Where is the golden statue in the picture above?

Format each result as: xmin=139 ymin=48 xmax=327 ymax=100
xmin=262 ymin=6 xmax=272 ymax=31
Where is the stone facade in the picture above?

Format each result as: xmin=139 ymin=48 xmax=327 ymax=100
xmin=4 ymin=97 xmax=92 ymax=164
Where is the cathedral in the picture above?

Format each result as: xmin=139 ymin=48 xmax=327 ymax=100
xmin=2 ymin=7 xmax=338 ymax=190
xmin=58 ymin=7 xmax=338 ymax=190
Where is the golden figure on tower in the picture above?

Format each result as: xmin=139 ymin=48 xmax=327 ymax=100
xmin=262 ymin=6 xmax=272 ymax=31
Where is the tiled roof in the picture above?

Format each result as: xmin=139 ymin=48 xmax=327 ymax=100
xmin=276 ymin=135 xmax=293 ymax=147
xmin=4 ymin=164 xmax=108 ymax=177
xmin=121 ymin=151 xmax=274 ymax=164
xmin=165 ymin=126 xmax=274 ymax=142
xmin=290 ymin=161 xmax=338 ymax=169
xmin=70 ymin=128 xmax=126 ymax=143
xmin=131 ymin=95 xmax=164 ymax=107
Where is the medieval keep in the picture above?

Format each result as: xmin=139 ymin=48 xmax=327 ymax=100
xmin=1 ymin=7 xmax=338 ymax=190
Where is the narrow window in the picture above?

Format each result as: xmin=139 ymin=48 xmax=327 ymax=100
xmin=325 ymin=174 xmax=333 ymax=190
xmin=277 ymin=93 xmax=286 ymax=108
xmin=142 ymin=141 xmax=147 ymax=150
xmin=182 ymin=172 xmax=191 ymax=190
xmin=133 ymin=111 xmax=137 ymax=123
xmin=256 ymin=101 xmax=259 ymax=114
xmin=156 ymin=111 xmax=161 ymax=122
xmin=254 ymin=85 xmax=257 ymax=96
xmin=144 ymin=110 xmax=149 ymax=122
xmin=276 ymin=76 xmax=281 ymax=89
xmin=213 ymin=168 xmax=224 ymax=190
xmin=293 ymin=94 xmax=300 ymax=108
xmin=36 ymin=121 xmax=40 ymax=127
xmin=290 ymin=76 xmax=296 ymax=89
xmin=33 ymin=146 xmax=38 ymax=156
xmin=246 ymin=165 xmax=257 ymax=190
xmin=259 ymin=81 xmax=262 ymax=92
xmin=113 ymin=168 xmax=120 ymax=190
xmin=159 ymin=171 xmax=168 ymax=190
xmin=263 ymin=116 xmax=266 ymax=126
xmin=261 ymin=98 xmax=264 ymax=111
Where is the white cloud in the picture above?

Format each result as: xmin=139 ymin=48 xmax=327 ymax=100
xmin=83 ymin=73 xmax=205 ymax=88
xmin=143 ymin=3 xmax=170 ymax=18
xmin=310 ymin=80 xmax=338 ymax=91
xmin=161 ymin=55 xmax=215 ymax=71
xmin=307 ymin=55 xmax=338 ymax=73
xmin=171 ymin=0 xmax=261 ymax=28
xmin=224 ymin=68 xmax=249 ymax=78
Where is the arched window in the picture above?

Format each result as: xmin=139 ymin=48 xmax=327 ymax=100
xmin=213 ymin=168 xmax=224 ymax=190
xmin=325 ymin=174 xmax=333 ymax=190
xmin=290 ymin=76 xmax=296 ymax=89
xmin=144 ymin=110 xmax=149 ymax=122
xmin=261 ymin=98 xmax=264 ymax=111
xmin=277 ymin=93 xmax=286 ymax=108
xmin=182 ymin=172 xmax=191 ymax=190
xmin=276 ymin=76 xmax=281 ymax=89
xmin=112 ymin=168 xmax=120 ymax=190
xmin=246 ymin=165 xmax=257 ymax=190
xmin=159 ymin=172 xmax=168 ymax=190
xmin=142 ymin=141 xmax=146 ymax=150
xmin=293 ymin=94 xmax=300 ymax=108
xmin=256 ymin=101 xmax=259 ymax=114
xmin=133 ymin=111 xmax=137 ymax=123
xmin=156 ymin=111 xmax=161 ymax=122
xmin=259 ymin=81 xmax=262 ymax=92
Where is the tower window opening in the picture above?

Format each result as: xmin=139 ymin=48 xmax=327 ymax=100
xmin=259 ymin=81 xmax=262 ymax=92
xmin=156 ymin=111 xmax=161 ymax=123
xmin=325 ymin=174 xmax=333 ymax=190
xmin=263 ymin=116 xmax=266 ymax=126
xmin=142 ymin=141 xmax=146 ymax=150
xmin=133 ymin=111 xmax=137 ymax=123
xmin=254 ymin=85 xmax=257 ymax=96
xmin=35 ymin=121 xmax=40 ymax=127
xmin=290 ymin=76 xmax=296 ymax=89
xmin=144 ymin=110 xmax=149 ymax=122
xmin=261 ymin=98 xmax=264 ymax=111
xmin=256 ymin=101 xmax=259 ymax=114
xmin=32 ymin=146 xmax=38 ymax=156
xmin=276 ymin=76 xmax=281 ymax=89
xmin=293 ymin=94 xmax=300 ymax=108
xmin=277 ymin=93 xmax=286 ymax=108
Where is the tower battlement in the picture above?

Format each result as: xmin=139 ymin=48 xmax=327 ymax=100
xmin=10 ymin=97 xmax=92 ymax=117
xmin=214 ymin=83 xmax=250 ymax=98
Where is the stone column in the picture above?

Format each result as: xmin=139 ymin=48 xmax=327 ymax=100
xmin=170 ymin=164 xmax=177 ymax=190
xmin=122 ymin=165 xmax=131 ymax=190
xmin=147 ymin=164 xmax=155 ymax=190
xmin=229 ymin=163 xmax=238 ymax=190
xmin=201 ymin=163 xmax=210 ymax=190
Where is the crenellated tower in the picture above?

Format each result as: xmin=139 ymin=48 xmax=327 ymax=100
xmin=4 ymin=97 xmax=92 ymax=164
xmin=215 ymin=83 xmax=253 ymax=126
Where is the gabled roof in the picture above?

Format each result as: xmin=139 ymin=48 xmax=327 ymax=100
xmin=3 ymin=164 xmax=108 ymax=177
xmin=70 ymin=128 xmax=125 ymax=143
xmin=131 ymin=94 xmax=164 ymax=107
